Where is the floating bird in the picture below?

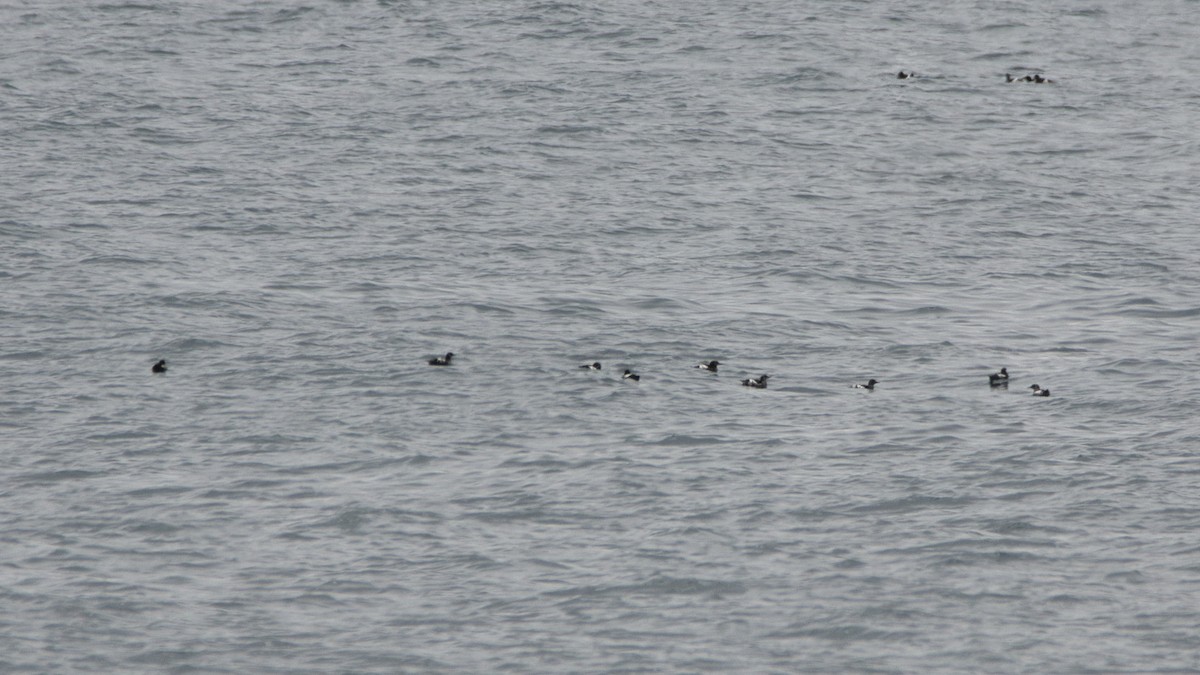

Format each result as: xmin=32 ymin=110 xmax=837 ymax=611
xmin=1029 ymin=384 xmax=1050 ymax=397
xmin=696 ymin=360 xmax=720 ymax=372
xmin=622 ymin=369 xmax=641 ymax=382
xmin=897 ymin=71 xmax=913 ymax=79
xmin=989 ymin=367 xmax=1009 ymax=386
xmin=580 ymin=362 xmax=602 ymax=370
xmin=853 ymin=379 xmax=878 ymax=390
xmin=428 ymin=352 xmax=454 ymax=366
xmin=152 ymin=359 xmax=167 ymax=374
xmin=742 ymin=374 xmax=770 ymax=389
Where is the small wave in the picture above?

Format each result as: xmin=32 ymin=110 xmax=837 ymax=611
xmin=98 ymin=3 xmax=163 ymax=11
xmin=165 ymin=337 xmax=236 ymax=350
xmin=630 ymin=296 xmax=694 ymax=311
xmin=21 ymin=469 xmax=103 ymax=484
xmin=536 ymin=125 xmax=604 ymax=134
xmin=1112 ymin=306 xmax=1200 ymax=319
xmin=851 ymin=494 xmax=975 ymax=513
xmin=79 ymin=255 xmax=152 ymax=265
xmin=926 ymin=550 xmax=1051 ymax=567
xmin=123 ymin=520 xmax=182 ymax=534
xmin=87 ymin=430 xmax=157 ymax=441
xmin=767 ymin=624 xmax=918 ymax=641
xmin=0 ymin=350 xmax=46 ymax=361
xmin=274 ymin=60 xmax=340 ymax=69
xmin=545 ymin=575 xmax=746 ymax=599
xmin=124 ymin=486 xmax=193 ymax=498
xmin=499 ymin=457 xmax=573 ymax=470
xmin=647 ymin=434 xmax=728 ymax=446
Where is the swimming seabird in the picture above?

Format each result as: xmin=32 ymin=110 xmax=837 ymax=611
xmin=742 ymin=374 xmax=770 ymax=388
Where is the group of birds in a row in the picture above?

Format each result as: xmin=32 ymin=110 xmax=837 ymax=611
xmin=150 ymin=355 xmax=1049 ymax=396
xmin=1004 ymin=73 xmax=1054 ymax=83
xmin=425 ymin=354 xmax=1051 ymax=396
xmin=426 ymin=353 xmax=772 ymax=388
xmin=894 ymin=71 xmax=1054 ymax=83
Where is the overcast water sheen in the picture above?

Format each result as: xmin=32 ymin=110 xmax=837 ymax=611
xmin=3 ymin=0 xmax=1200 ymax=672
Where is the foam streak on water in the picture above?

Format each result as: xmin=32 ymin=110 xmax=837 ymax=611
xmin=3 ymin=1 xmax=1200 ymax=672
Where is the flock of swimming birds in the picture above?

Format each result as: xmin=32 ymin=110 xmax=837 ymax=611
xmin=896 ymin=70 xmax=1054 ymax=83
xmin=141 ymin=70 xmax=1053 ymax=389
xmin=149 ymin=354 xmax=1050 ymax=396
xmin=141 ymin=69 xmax=1055 ymax=389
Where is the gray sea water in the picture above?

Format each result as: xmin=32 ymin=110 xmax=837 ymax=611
xmin=4 ymin=1 xmax=1200 ymax=672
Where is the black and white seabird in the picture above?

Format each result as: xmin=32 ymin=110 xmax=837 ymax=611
xmin=580 ymin=362 xmax=602 ymax=370
xmin=428 ymin=352 xmax=454 ymax=366
xmin=853 ymin=379 xmax=878 ymax=390
xmin=696 ymin=360 xmax=720 ymax=372
xmin=742 ymin=374 xmax=770 ymax=388
xmin=622 ymin=369 xmax=641 ymax=382
xmin=1029 ymin=384 xmax=1050 ymax=397
xmin=897 ymin=71 xmax=913 ymax=79
xmin=152 ymin=359 xmax=167 ymax=374
xmin=989 ymin=367 xmax=1009 ymax=385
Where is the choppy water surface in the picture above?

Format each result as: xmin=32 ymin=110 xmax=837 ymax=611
xmin=3 ymin=1 xmax=1200 ymax=672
